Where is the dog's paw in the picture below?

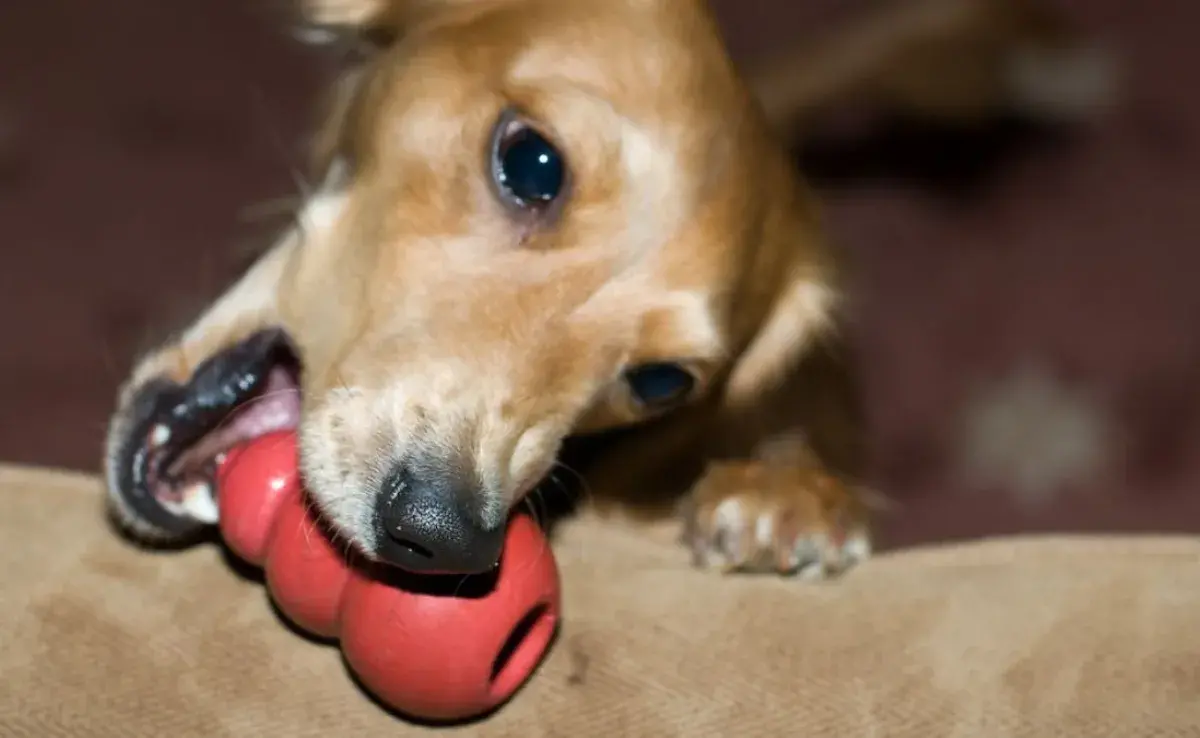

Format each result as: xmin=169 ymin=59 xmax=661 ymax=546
xmin=682 ymin=459 xmax=871 ymax=580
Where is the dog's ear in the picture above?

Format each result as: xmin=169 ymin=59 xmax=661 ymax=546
xmin=294 ymin=0 xmax=429 ymax=175
xmin=300 ymin=0 xmax=393 ymax=28
xmin=715 ymin=175 xmax=841 ymax=412
xmin=295 ymin=0 xmax=488 ymax=49
xmin=294 ymin=0 xmax=408 ymax=49
xmin=722 ymin=257 xmax=839 ymax=413
xmin=719 ymin=227 xmax=864 ymax=475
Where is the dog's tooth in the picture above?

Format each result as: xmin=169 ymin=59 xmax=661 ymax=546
xmin=159 ymin=497 xmax=186 ymax=517
xmin=149 ymin=423 xmax=172 ymax=448
xmin=181 ymin=482 xmax=220 ymax=525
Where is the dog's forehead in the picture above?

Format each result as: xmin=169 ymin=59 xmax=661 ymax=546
xmin=515 ymin=5 xmax=737 ymax=112
xmin=408 ymin=0 xmax=741 ymax=122
xmin=335 ymin=0 xmax=747 ymax=359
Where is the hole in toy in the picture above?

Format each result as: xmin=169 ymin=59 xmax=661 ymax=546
xmin=489 ymin=603 xmax=556 ymax=697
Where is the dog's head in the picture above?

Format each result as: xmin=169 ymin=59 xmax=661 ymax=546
xmin=105 ymin=0 xmax=839 ymax=574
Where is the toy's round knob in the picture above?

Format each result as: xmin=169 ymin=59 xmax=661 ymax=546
xmin=340 ymin=511 xmax=560 ymax=722
xmin=216 ymin=432 xmax=298 ymax=566
xmin=263 ymin=488 xmax=352 ymax=639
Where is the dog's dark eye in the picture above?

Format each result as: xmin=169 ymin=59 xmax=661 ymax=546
xmin=490 ymin=111 xmax=566 ymax=212
xmin=625 ymin=363 xmax=696 ymax=410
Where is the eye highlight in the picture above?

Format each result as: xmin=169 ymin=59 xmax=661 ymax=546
xmin=624 ymin=363 xmax=696 ymax=411
xmin=488 ymin=110 xmax=567 ymax=214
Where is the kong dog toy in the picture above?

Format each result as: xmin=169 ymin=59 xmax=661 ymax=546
xmin=214 ymin=431 xmax=561 ymax=723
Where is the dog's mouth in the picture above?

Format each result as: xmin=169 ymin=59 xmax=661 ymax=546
xmin=108 ymin=328 xmax=303 ymax=540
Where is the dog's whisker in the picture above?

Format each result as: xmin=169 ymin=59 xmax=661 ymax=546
xmin=299 ymin=504 xmax=321 ymax=550
xmin=506 ymin=514 xmax=554 ymax=593
xmin=549 ymin=461 xmax=593 ymax=505
xmin=518 ymin=491 xmax=545 ymax=531
xmin=246 ymin=84 xmax=314 ymax=201
xmin=242 ymin=84 xmax=323 ymax=256
xmin=451 ymin=575 xmax=473 ymax=599
xmin=297 ymin=490 xmax=359 ymax=561
xmin=547 ymin=472 xmax=572 ymax=504
xmin=532 ymin=488 xmax=550 ymax=529
xmin=238 ymin=195 xmax=308 ymax=224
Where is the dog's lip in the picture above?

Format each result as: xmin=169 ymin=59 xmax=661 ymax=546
xmin=110 ymin=328 xmax=302 ymax=539
xmin=113 ymin=379 xmax=211 ymax=537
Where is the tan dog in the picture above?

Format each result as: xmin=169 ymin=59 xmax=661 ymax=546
xmin=104 ymin=0 xmax=1106 ymax=578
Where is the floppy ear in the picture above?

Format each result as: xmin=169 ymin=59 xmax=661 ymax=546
xmin=714 ymin=190 xmax=866 ymax=478
xmin=722 ymin=246 xmax=841 ymax=414
xmin=722 ymin=262 xmax=867 ymax=479
xmin=300 ymin=0 xmax=392 ymax=28
xmin=295 ymin=0 xmax=408 ymax=46
xmin=296 ymin=0 xmax=487 ymax=46
xmin=294 ymin=0 xmax=422 ymax=177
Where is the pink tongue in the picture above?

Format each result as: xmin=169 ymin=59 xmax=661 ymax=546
xmin=166 ymin=366 xmax=302 ymax=480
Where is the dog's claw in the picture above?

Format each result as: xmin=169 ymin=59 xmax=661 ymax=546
xmin=683 ymin=462 xmax=871 ymax=580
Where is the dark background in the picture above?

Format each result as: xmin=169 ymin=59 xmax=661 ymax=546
xmin=4 ymin=0 xmax=1199 ymax=550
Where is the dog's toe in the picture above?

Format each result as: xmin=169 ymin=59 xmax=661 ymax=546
xmin=683 ymin=461 xmax=871 ymax=579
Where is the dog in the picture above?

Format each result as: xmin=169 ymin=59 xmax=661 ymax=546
xmin=104 ymin=0 xmax=1108 ymax=579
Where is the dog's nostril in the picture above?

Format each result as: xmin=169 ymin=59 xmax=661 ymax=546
xmin=388 ymin=537 xmax=433 ymax=560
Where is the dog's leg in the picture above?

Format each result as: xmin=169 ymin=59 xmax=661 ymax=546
xmin=582 ymin=334 xmax=876 ymax=580
xmin=683 ymin=336 xmax=876 ymax=579
xmin=579 ymin=414 xmax=873 ymax=580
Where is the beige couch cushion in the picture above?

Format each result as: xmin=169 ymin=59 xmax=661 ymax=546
xmin=2 ymin=464 xmax=1198 ymax=736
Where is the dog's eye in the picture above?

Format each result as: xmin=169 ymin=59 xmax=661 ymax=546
xmin=490 ymin=111 xmax=566 ymax=212
xmin=625 ymin=363 xmax=696 ymax=410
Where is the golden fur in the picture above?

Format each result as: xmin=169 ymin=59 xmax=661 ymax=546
xmin=105 ymin=0 xmax=1100 ymax=577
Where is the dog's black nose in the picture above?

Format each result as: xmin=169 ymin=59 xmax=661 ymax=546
xmin=374 ymin=463 xmax=504 ymax=575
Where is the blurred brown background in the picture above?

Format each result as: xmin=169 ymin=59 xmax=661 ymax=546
xmin=3 ymin=0 xmax=1198 ymax=551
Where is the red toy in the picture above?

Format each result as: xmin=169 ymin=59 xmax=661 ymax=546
xmin=214 ymin=431 xmax=561 ymax=723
